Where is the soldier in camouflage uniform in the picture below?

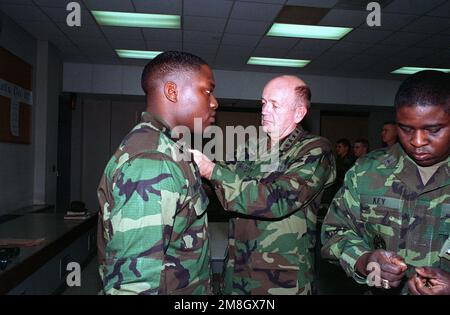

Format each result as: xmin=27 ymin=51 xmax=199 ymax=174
xmin=192 ymin=75 xmax=336 ymax=295
xmin=321 ymin=70 xmax=450 ymax=295
xmin=97 ymin=51 xmax=218 ymax=294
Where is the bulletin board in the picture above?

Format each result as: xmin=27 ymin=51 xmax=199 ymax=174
xmin=0 ymin=47 xmax=33 ymax=144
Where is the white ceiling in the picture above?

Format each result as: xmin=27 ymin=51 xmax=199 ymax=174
xmin=1 ymin=0 xmax=449 ymax=80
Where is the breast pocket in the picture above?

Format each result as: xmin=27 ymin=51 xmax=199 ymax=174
xmin=360 ymin=195 xmax=403 ymax=251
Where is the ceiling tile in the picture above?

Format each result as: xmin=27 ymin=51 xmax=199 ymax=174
xmin=364 ymin=44 xmax=405 ymax=56
xmin=215 ymin=49 xmax=249 ymax=65
xmin=252 ymin=46 xmax=292 ymax=58
xmin=221 ymin=33 xmax=261 ymax=47
xmin=384 ymin=0 xmax=447 ymax=15
xmin=58 ymin=22 xmax=104 ymax=39
xmin=397 ymin=47 xmax=437 ymax=60
xmin=402 ymin=16 xmax=450 ymax=34
xmin=284 ymin=49 xmax=320 ymax=60
xmin=310 ymin=51 xmax=355 ymax=67
xmin=40 ymin=6 xmax=96 ymax=25
xmin=381 ymin=32 xmax=430 ymax=46
xmin=132 ymin=0 xmax=182 ymax=14
xmin=101 ymin=26 xmax=145 ymax=40
xmin=109 ymin=38 xmax=147 ymax=50
xmin=286 ymin=0 xmax=338 ymax=8
xmin=231 ymin=1 xmax=282 ymax=21
xmin=415 ymin=34 xmax=450 ymax=49
xmin=34 ymin=0 xmax=86 ymax=8
xmin=183 ymin=30 xmax=222 ymax=44
xmin=359 ymin=13 xmax=418 ymax=31
xmin=146 ymin=41 xmax=182 ymax=51
xmin=142 ymin=29 xmax=182 ymax=41
xmin=258 ymin=36 xmax=298 ymax=50
xmin=184 ymin=16 xmax=227 ymax=33
xmin=83 ymin=0 xmax=134 ymax=12
xmin=343 ymin=29 xmax=392 ymax=43
xmin=184 ymin=0 xmax=233 ymax=18
xmin=319 ymin=9 xmax=366 ymax=27
xmin=295 ymin=38 xmax=336 ymax=53
xmin=183 ymin=43 xmax=219 ymax=55
xmin=17 ymin=20 xmax=62 ymax=39
xmin=427 ymin=1 xmax=450 ymax=18
xmin=238 ymin=0 xmax=285 ymax=4
xmin=220 ymin=45 xmax=254 ymax=56
xmin=0 ymin=0 xmax=34 ymax=5
xmin=225 ymin=19 xmax=271 ymax=36
xmin=328 ymin=41 xmax=373 ymax=54
xmin=0 ymin=4 xmax=48 ymax=21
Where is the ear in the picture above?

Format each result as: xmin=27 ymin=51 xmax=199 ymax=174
xmin=164 ymin=81 xmax=178 ymax=103
xmin=294 ymin=106 xmax=307 ymax=124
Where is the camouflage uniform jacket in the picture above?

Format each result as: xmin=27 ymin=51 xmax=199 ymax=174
xmin=210 ymin=126 xmax=336 ymax=295
xmin=321 ymin=143 xmax=450 ymax=294
xmin=97 ymin=112 xmax=211 ymax=295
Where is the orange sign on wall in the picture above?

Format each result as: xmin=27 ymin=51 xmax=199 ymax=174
xmin=0 ymin=47 xmax=33 ymax=144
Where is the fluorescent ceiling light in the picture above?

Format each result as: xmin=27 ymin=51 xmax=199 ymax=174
xmin=267 ymin=23 xmax=352 ymax=40
xmin=116 ymin=49 xmax=163 ymax=59
xmin=391 ymin=66 xmax=450 ymax=75
xmin=92 ymin=11 xmax=180 ymax=29
xmin=247 ymin=57 xmax=310 ymax=68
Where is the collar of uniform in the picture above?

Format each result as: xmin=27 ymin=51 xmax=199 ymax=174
xmin=279 ymin=125 xmax=305 ymax=153
xmin=389 ymin=143 xmax=450 ymax=193
xmin=382 ymin=143 xmax=402 ymax=168
xmin=140 ymin=112 xmax=173 ymax=140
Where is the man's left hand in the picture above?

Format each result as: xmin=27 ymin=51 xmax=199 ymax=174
xmin=190 ymin=149 xmax=215 ymax=180
xmin=408 ymin=267 xmax=450 ymax=295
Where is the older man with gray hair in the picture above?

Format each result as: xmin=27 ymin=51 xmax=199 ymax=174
xmin=192 ymin=75 xmax=336 ymax=295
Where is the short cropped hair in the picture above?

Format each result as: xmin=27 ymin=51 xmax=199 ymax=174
xmin=295 ymin=85 xmax=312 ymax=109
xmin=141 ymin=51 xmax=208 ymax=95
xmin=354 ymin=138 xmax=369 ymax=149
xmin=336 ymin=138 xmax=351 ymax=148
xmin=394 ymin=70 xmax=450 ymax=114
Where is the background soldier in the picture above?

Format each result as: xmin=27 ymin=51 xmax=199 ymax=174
xmin=321 ymin=70 xmax=450 ymax=295
xmin=97 ymin=51 xmax=218 ymax=294
xmin=193 ymin=75 xmax=336 ymax=295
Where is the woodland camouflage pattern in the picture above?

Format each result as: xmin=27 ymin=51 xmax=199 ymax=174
xmin=321 ymin=143 xmax=450 ymax=294
xmin=211 ymin=126 xmax=336 ymax=295
xmin=97 ymin=112 xmax=211 ymax=295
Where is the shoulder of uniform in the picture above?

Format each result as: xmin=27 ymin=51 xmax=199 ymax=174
xmin=115 ymin=123 xmax=168 ymax=160
xmin=354 ymin=146 xmax=395 ymax=171
xmin=301 ymin=133 xmax=333 ymax=152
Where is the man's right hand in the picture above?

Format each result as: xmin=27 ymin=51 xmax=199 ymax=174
xmin=356 ymin=249 xmax=408 ymax=289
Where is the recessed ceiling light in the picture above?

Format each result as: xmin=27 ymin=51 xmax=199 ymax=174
xmin=267 ymin=23 xmax=352 ymax=40
xmin=391 ymin=66 xmax=450 ymax=74
xmin=116 ymin=49 xmax=163 ymax=59
xmin=247 ymin=57 xmax=310 ymax=68
xmin=92 ymin=11 xmax=180 ymax=29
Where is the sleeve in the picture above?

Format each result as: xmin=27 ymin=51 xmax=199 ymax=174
xmin=210 ymin=143 xmax=336 ymax=219
xmin=103 ymin=152 xmax=188 ymax=294
xmin=320 ymin=163 xmax=372 ymax=283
